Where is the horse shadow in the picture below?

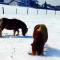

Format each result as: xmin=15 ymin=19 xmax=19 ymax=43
xmin=1 ymin=35 xmax=32 ymax=38
xmin=45 ymin=46 xmax=60 ymax=57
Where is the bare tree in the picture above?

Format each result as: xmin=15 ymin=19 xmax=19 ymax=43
xmin=43 ymin=1 xmax=47 ymax=14
xmin=8 ymin=0 xmax=15 ymax=4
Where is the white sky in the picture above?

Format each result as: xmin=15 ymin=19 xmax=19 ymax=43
xmin=38 ymin=0 xmax=60 ymax=6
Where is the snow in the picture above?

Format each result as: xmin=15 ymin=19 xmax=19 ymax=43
xmin=0 ymin=4 xmax=60 ymax=60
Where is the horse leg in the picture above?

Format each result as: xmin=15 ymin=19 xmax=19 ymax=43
xmin=0 ymin=20 xmax=3 ymax=37
xmin=16 ymin=30 xmax=19 ymax=36
xmin=0 ymin=29 xmax=2 ymax=37
xmin=37 ymin=43 xmax=45 ymax=55
xmin=13 ymin=30 xmax=16 ymax=36
xmin=31 ymin=44 xmax=36 ymax=55
xmin=14 ymin=30 xmax=19 ymax=36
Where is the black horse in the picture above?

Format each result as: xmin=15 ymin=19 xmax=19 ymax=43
xmin=0 ymin=18 xmax=28 ymax=37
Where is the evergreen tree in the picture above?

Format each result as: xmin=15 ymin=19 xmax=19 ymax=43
xmin=0 ymin=0 xmax=4 ymax=2
xmin=43 ymin=1 xmax=47 ymax=9
xmin=29 ymin=0 xmax=40 ymax=8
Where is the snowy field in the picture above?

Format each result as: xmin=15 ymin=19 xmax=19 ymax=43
xmin=0 ymin=4 xmax=60 ymax=60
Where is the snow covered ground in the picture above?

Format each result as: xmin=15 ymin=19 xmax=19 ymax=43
xmin=0 ymin=4 xmax=60 ymax=60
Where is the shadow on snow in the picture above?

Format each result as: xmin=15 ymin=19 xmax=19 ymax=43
xmin=45 ymin=46 xmax=60 ymax=57
xmin=0 ymin=35 xmax=32 ymax=38
xmin=1 ymin=35 xmax=60 ymax=58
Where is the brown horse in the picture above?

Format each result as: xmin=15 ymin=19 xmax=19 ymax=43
xmin=0 ymin=18 xmax=28 ymax=37
xmin=31 ymin=24 xmax=48 ymax=55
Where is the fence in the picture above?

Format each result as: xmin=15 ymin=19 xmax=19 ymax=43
xmin=0 ymin=5 xmax=60 ymax=36
xmin=0 ymin=6 xmax=59 ymax=15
